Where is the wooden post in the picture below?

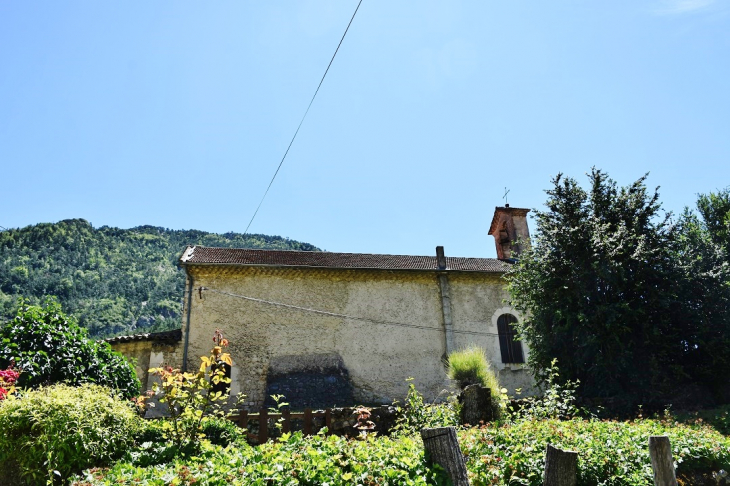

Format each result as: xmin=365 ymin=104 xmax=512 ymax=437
xmin=421 ymin=427 xmax=470 ymax=486
xmin=303 ymin=408 xmax=313 ymax=436
xmin=239 ymin=410 xmax=248 ymax=430
xmin=258 ymin=408 xmax=269 ymax=444
xmin=460 ymin=385 xmax=494 ymax=426
xmin=649 ymin=436 xmax=677 ymax=486
xmin=543 ymin=444 xmax=578 ymax=486
xmin=282 ymin=409 xmax=291 ymax=434
xmin=325 ymin=408 xmax=332 ymax=434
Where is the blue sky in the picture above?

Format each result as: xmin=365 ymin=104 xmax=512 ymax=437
xmin=1 ymin=1 xmax=728 ymax=258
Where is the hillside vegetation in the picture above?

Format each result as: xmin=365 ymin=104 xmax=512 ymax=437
xmin=0 ymin=219 xmax=319 ymax=337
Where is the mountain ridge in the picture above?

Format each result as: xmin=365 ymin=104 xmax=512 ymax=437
xmin=0 ymin=219 xmax=320 ymax=338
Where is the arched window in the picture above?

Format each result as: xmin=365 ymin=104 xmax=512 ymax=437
xmin=497 ymin=314 xmax=524 ymax=363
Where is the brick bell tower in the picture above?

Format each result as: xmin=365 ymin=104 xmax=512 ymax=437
xmin=488 ymin=205 xmax=531 ymax=260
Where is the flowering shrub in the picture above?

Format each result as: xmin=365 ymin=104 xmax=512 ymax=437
xmin=0 ymin=299 xmax=140 ymax=398
xmin=141 ymin=329 xmax=233 ymax=449
xmin=0 ymin=365 xmax=19 ymax=400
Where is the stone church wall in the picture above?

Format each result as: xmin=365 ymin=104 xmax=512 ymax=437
xmin=181 ymin=265 xmax=535 ymax=410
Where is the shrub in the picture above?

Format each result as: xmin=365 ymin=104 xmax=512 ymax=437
xmin=0 ymin=383 xmax=143 ymax=485
xmin=140 ymin=329 xmax=232 ymax=449
xmin=0 ymin=299 xmax=140 ymax=398
xmin=509 ymin=358 xmax=583 ymax=421
xmin=446 ymin=345 xmax=500 ymax=396
xmin=461 ymin=418 xmax=730 ymax=486
xmin=200 ymin=415 xmax=245 ymax=446
xmin=393 ymin=379 xmax=459 ymax=434
xmin=73 ymin=431 xmax=449 ymax=485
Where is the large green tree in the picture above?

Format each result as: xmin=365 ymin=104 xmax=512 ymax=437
xmin=0 ymin=299 xmax=140 ymax=398
xmin=506 ymin=169 xmax=730 ymax=405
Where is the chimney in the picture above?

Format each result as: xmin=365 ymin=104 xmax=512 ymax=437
xmin=436 ymin=246 xmax=447 ymax=270
xmin=488 ymin=206 xmax=530 ymax=260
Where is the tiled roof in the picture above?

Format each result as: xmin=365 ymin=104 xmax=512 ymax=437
xmin=105 ymin=328 xmax=182 ymax=345
xmin=179 ymin=246 xmax=512 ymax=273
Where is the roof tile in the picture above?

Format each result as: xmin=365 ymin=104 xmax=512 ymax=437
xmin=180 ymin=246 xmax=512 ymax=273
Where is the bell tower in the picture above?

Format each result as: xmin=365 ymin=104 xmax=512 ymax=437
xmin=489 ymin=205 xmax=531 ymax=260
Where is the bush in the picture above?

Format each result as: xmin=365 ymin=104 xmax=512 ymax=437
xmin=0 ymin=383 xmax=143 ymax=485
xmin=201 ymin=416 xmax=245 ymax=446
xmin=0 ymin=299 xmax=140 ymax=398
xmin=461 ymin=418 xmax=730 ymax=486
xmin=393 ymin=379 xmax=459 ymax=434
xmin=446 ymin=345 xmax=500 ymax=396
xmin=73 ymin=431 xmax=449 ymax=485
xmin=73 ymin=419 xmax=730 ymax=486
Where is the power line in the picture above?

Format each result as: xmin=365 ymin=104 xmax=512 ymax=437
xmin=198 ymin=286 xmax=502 ymax=338
xmin=243 ymin=0 xmax=365 ymax=236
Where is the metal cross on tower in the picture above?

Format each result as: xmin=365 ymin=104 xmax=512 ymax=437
xmin=503 ymin=187 xmax=510 ymax=206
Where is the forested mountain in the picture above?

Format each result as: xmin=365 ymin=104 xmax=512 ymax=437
xmin=0 ymin=219 xmax=320 ymax=338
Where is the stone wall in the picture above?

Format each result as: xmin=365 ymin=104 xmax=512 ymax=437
xmin=182 ymin=265 xmax=536 ymax=411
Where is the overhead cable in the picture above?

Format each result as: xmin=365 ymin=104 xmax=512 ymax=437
xmin=243 ymin=0 xmax=365 ymax=235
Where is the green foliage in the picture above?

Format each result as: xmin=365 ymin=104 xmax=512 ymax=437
xmin=461 ymin=418 xmax=730 ymax=486
xmin=0 ymin=299 xmax=140 ymax=398
xmin=394 ymin=379 xmax=459 ymax=434
xmin=509 ymin=359 xmax=583 ymax=421
xmin=674 ymin=190 xmax=730 ymax=394
xmin=0 ymin=219 xmax=320 ymax=338
xmin=446 ymin=345 xmax=500 ymax=396
xmin=696 ymin=187 xmax=730 ymax=253
xmin=142 ymin=330 xmax=232 ymax=449
xmin=74 ymin=418 xmax=730 ymax=486
xmin=0 ymin=383 xmax=143 ymax=485
xmin=200 ymin=416 xmax=246 ymax=447
xmin=73 ymin=431 xmax=449 ymax=486
xmin=506 ymin=168 xmax=730 ymax=405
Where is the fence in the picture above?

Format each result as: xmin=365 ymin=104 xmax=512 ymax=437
xmin=228 ymin=408 xmax=333 ymax=444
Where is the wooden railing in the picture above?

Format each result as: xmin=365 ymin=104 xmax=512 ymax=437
xmin=228 ymin=408 xmax=333 ymax=444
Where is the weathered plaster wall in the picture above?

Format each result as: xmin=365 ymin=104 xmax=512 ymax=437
xmin=110 ymin=340 xmax=183 ymax=391
xmin=446 ymin=273 xmax=535 ymax=395
xmin=183 ymin=266 xmax=535 ymax=410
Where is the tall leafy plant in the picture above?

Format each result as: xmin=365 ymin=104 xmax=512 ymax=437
xmin=0 ymin=299 xmax=140 ymax=398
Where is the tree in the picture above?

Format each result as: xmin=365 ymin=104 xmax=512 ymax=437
xmin=672 ymin=189 xmax=730 ymax=396
xmin=695 ymin=187 xmax=730 ymax=253
xmin=0 ymin=299 xmax=140 ymax=398
xmin=506 ymin=169 xmax=730 ymax=405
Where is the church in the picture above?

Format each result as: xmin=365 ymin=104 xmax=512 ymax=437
xmin=109 ymin=205 xmax=535 ymax=409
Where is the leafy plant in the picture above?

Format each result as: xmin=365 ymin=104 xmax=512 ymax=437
xmin=142 ymin=329 xmax=232 ymax=449
xmin=510 ymin=359 xmax=583 ymax=421
xmin=461 ymin=417 xmax=730 ymax=486
xmin=74 ymin=417 xmax=730 ymax=486
xmin=0 ymin=383 xmax=143 ymax=485
xmin=393 ymin=378 xmax=459 ymax=434
xmin=0 ymin=364 xmax=19 ymax=400
xmin=73 ymin=430 xmax=449 ymax=486
xmin=0 ymin=299 xmax=140 ymax=398
xmin=446 ymin=345 xmax=501 ymax=396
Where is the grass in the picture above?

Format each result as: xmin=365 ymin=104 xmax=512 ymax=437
xmin=446 ymin=345 xmax=501 ymax=397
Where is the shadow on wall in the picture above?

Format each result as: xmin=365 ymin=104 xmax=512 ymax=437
xmin=264 ymin=353 xmax=354 ymax=410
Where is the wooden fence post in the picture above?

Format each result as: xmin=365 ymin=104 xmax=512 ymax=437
xmin=649 ymin=436 xmax=677 ymax=486
xmin=258 ymin=408 xmax=269 ymax=444
xmin=303 ymin=408 xmax=313 ymax=436
xmin=543 ymin=444 xmax=578 ymax=486
xmin=420 ymin=427 xmax=470 ymax=486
